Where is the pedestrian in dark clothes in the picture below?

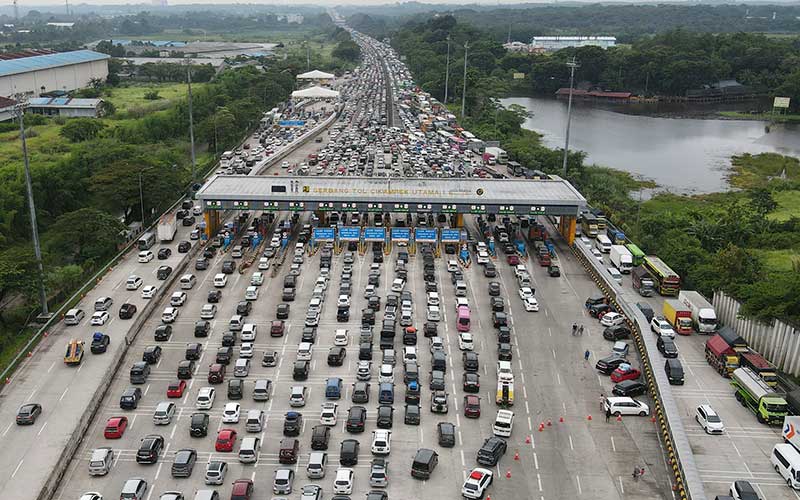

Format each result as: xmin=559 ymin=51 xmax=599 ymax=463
xmin=606 ymin=408 xmax=611 ymax=422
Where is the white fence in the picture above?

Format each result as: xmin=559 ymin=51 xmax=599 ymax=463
xmin=714 ymin=291 xmax=800 ymax=376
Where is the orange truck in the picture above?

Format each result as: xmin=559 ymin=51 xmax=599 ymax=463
xmin=663 ymin=299 xmax=693 ymax=335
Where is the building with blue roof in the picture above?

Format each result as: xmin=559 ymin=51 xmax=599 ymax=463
xmin=0 ymin=50 xmax=109 ymax=98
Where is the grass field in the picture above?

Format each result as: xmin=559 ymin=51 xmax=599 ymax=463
xmin=768 ymin=190 xmax=800 ymax=222
xmin=0 ymin=121 xmax=71 ymax=170
xmin=719 ymin=111 xmax=800 ymax=123
xmin=754 ymin=248 xmax=800 ymax=273
xmin=106 ymin=83 xmax=198 ymax=117
xmin=729 ymin=152 xmax=800 ymax=189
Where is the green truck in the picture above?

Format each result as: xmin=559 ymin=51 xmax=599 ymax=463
xmin=731 ymin=367 xmax=788 ymax=425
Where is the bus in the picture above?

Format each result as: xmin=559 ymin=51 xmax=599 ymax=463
xmin=138 ymin=231 xmax=156 ymax=250
xmin=643 ymin=256 xmax=681 ymax=296
xmin=626 ymin=243 xmax=646 ymax=267
xmin=580 ymin=214 xmax=599 ymax=238
xmin=457 ymin=307 xmax=471 ymax=332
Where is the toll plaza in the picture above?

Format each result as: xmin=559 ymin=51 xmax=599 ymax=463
xmin=197 ymin=174 xmax=587 ymax=253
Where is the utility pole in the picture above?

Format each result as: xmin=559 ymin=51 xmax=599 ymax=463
xmin=443 ymin=35 xmax=451 ymax=105
xmin=461 ymin=42 xmax=469 ymax=118
xmin=561 ymin=56 xmax=579 ymax=178
xmin=16 ymin=99 xmax=48 ymax=316
xmin=186 ymin=65 xmax=197 ymax=188
xmin=138 ymin=170 xmax=146 ymax=224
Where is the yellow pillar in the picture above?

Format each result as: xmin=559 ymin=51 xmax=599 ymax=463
xmin=455 ymin=213 xmax=464 ymax=228
xmin=204 ymin=211 xmax=220 ymax=239
xmin=559 ymin=216 xmax=577 ymax=246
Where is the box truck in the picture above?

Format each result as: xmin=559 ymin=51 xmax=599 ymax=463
xmin=663 ymin=299 xmax=693 ymax=335
xmin=705 ymin=334 xmax=739 ymax=377
xmin=678 ymin=291 xmax=718 ymax=334
xmin=610 ymin=245 xmax=633 ymax=274
xmin=157 ymin=215 xmax=177 ymax=242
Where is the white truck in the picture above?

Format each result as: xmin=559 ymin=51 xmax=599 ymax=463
xmin=783 ymin=416 xmax=800 ymax=451
xmin=157 ymin=215 xmax=177 ymax=242
xmin=678 ymin=291 xmax=718 ymax=334
xmin=484 ymin=147 xmax=508 ymax=165
xmin=609 ymin=245 xmax=633 ymax=274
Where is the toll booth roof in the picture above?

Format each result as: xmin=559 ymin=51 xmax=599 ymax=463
xmin=197 ymin=175 xmax=587 ymax=208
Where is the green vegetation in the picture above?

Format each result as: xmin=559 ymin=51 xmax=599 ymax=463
xmin=719 ymin=111 xmax=800 ymax=123
xmin=769 ymin=190 xmax=800 ymax=222
xmin=729 ymin=153 xmax=800 ymax=189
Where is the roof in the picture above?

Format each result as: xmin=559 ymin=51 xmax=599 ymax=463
xmin=0 ymin=96 xmax=16 ymax=109
xmin=0 ymin=50 xmax=109 ymax=78
xmin=297 ymin=69 xmax=335 ymax=79
xmin=291 ymin=86 xmax=340 ymax=99
xmin=27 ymin=97 xmax=102 ymax=109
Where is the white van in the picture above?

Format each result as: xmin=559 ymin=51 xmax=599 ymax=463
xmin=455 ymin=281 xmax=467 ymax=297
xmin=607 ymin=267 xmax=623 ymax=286
xmin=64 ymin=308 xmax=85 ymax=326
xmin=88 ymin=447 xmax=114 ymax=475
xmin=391 ymin=278 xmax=405 ymax=292
xmin=213 ymin=274 xmax=228 ymax=288
xmin=238 ymin=437 xmax=260 ymax=463
xmin=245 ymin=410 xmax=265 ymax=432
xmin=595 ymin=234 xmax=612 ymax=254
xmin=231 ymin=245 xmax=243 ymax=258
xmin=153 ymin=401 xmax=176 ymax=425
xmin=771 ymin=443 xmax=800 ymax=489
xmin=493 ymin=409 xmax=514 ymax=437
xmin=180 ymin=274 xmax=197 ymax=289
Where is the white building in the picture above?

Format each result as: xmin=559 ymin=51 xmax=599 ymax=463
xmin=503 ymin=41 xmax=531 ymax=53
xmin=27 ymin=97 xmax=105 ymax=118
xmin=0 ymin=50 xmax=109 ymax=98
xmin=531 ymin=36 xmax=616 ymax=52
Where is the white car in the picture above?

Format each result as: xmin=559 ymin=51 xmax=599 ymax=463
xmin=364 ymin=285 xmax=376 ymax=298
xmin=126 ymin=275 xmax=143 ymax=290
xmin=371 ymin=429 xmax=391 ymax=455
xmin=518 ymin=287 xmax=534 ymax=300
xmin=251 ymin=272 xmax=264 ymax=286
xmin=90 ymin=311 xmax=109 ymax=326
xmin=333 ymin=468 xmax=354 ymax=495
xmin=308 ymin=298 xmax=322 ymax=314
xmin=476 ymin=251 xmax=489 ymax=265
xmin=429 ymin=336 xmax=444 ymax=353
xmin=591 ymin=248 xmax=604 ymax=262
xmin=523 ymin=296 xmax=539 ymax=312
xmin=337 ymin=295 xmax=350 ymax=308
xmin=458 ymin=332 xmax=474 ymax=351
xmin=239 ymin=343 xmax=254 ymax=358
xmin=196 ymin=387 xmax=215 ymax=409
xmin=170 ymin=291 xmax=187 ymax=307
xmin=696 ymin=404 xmax=725 ymax=434
xmin=604 ymin=396 xmax=649 ymax=416
xmin=462 ymin=468 xmax=494 ymax=499
xmin=320 ymin=402 xmax=338 ymax=426
xmin=200 ymin=304 xmax=217 ymax=319
xmin=245 ymin=286 xmax=259 ymax=301
xmin=297 ymin=342 xmax=313 ymax=361
xmin=141 ymin=285 xmax=157 ymax=299
xmin=137 ymin=250 xmax=154 ymax=263
xmin=258 ymin=258 xmax=270 ymax=270
xmin=334 ymin=329 xmax=349 ymax=346
xmin=379 ymin=364 xmax=394 ymax=384
xmin=427 ymin=292 xmax=440 ymax=306
xmin=213 ymin=273 xmax=228 ymax=288
xmin=454 ymin=298 xmax=469 ymax=312
xmin=161 ymin=307 xmax=178 ymax=323
xmin=601 ymin=312 xmax=625 ymax=327
xmin=241 ymin=324 xmax=257 ymax=341
xmin=650 ymin=317 xmax=676 ymax=338
xmin=222 ymin=402 xmax=240 ymax=423
xmin=426 ymin=305 xmax=441 ymax=322
xmin=447 ymin=260 xmax=459 ymax=272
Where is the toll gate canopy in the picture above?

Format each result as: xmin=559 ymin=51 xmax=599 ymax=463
xmin=197 ymin=175 xmax=587 ymax=216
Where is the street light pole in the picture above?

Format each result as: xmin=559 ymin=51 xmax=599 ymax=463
xmin=561 ymin=56 xmax=579 ymax=178
xmin=461 ymin=42 xmax=469 ymax=118
xmin=138 ymin=170 xmax=146 ymax=224
xmin=186 ymin=65 xmax=197 ymax=188
xmin=17 ymin=101 xmax=48 ymax=316
xmin=443 ymin=35 xmax=451 ymax=105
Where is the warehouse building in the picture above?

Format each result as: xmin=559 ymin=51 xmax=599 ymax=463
xmin=0 ymin=50 xmax=110 ymax=98
xmin=531 ymin=36 xmax=616 ymax=52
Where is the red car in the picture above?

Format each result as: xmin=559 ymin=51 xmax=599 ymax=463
xmin=610 ymin=364 xmax=641 ymax=383
xmin=167 ymin=380 xmax=187 ymax=398
xmin=215 ymin=428 xmax=237 ymax=452
xmin=270 ymin=320 xmax=285 ymax=337
xmin=231 ymin=479 xmax=254 ymax=500
xmin=103 ymin=416 xmax=128 ymax=439
xmin=507 ymin=254 xmax=520 ymax=265
xmin=463 ymin=395 xmax=481 ymax=418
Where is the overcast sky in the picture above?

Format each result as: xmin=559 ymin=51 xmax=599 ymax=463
xmin=27 ymin=0 xmax=560 ymax=7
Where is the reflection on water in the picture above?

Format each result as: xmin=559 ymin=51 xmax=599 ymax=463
xmin=502 ymin=97 xmax=800 ymax=193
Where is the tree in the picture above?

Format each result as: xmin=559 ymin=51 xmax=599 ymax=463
xmin=59 ymin=118 xmax=106 ymax=143
xmin=47 ymin=208 xmax=124 ymax=264
xmin=0 ymin=246 xmax=38 ymax=322
xmin=47 ymin=264 xmax=84 ymax=294
xmin=749 ymin=188 xmax=778 ymax=216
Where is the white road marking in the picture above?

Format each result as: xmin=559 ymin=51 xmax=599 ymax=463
xmin=154 ymin=462 xmax=163 ymax=480
xmin=569 ymin=434 xmax=574 ymax=451
xmin=611 ymin=436 xmax=616 ymax=452
xmin=525 ymin=401 xmax=530 ymax=414
xmin=1 ymin=423 xmax=12 ymax=436
xmin=618 ymin=476 xmax=625 ymax=494
xmin=520 ymin=371 xmax=525 ymax=385
xmin=533 ymin=452 xmax=539 ymax=469
xmin=59 ymin=387 xmax=69 ymax=401
xmin=576 ymin=475 xmax=582 ymax=495
xmin=537 ymin=473 xmax=543 ymax=490
xmin=11 ymin=459 xmax=23 ymax=478
xmin=460 ymin=450 xmax=465 ymax=466
xmin=47 ymin=361 xmax=56 ymax=373
xmin=552 ymin=348 xmax=556 ymax=359
xmin=522 ymin=386 xmax=528 ymax=399
xmin=37 ymin=421 xmax=48 ymax=436
xmin=144 ymin=384 xmax=151 ymax=396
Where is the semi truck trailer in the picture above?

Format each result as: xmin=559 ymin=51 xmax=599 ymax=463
xmin=678 ymin=290 xmax=718 ymax=333
xmin=731 ymin=367 xmax=788 ymax=425
xmin=631 ymin=267 xmax=656 ymax=297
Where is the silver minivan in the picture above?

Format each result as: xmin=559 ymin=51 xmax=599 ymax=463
xmin=253 ymin=380 xmax=271 ymax=401
xmin=245 ymin=410 xmax=265 ymax=432
xmin=88 ymin=447 xmax=114 ymax=475
xmin=307 ymin=451 xmax=328 ymax=478
xmin=180 ymin=273 xmax=197 ymax=290
xmin=234 ymin=358 xmax=250 ymax=377
xmin=64 ymin=308 xmax=84 ymax=326
xmin=455 ymin=281 xmax=467 ymax=297
xmin=153 ymin=401 xmax=176 ymax=425
xmin=607 ymin=267 xmax=623 ymax=285
xmin=238 ymin=437 xmax=260 ymax=463
xmin=290 ymin=386 xmax=307 ymax=407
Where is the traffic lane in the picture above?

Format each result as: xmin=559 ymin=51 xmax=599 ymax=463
xmin=0 ymin=226 xmax=197 ymax=494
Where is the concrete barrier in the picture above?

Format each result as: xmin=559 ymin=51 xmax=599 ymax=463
xmin=571 ymin=241 xmax=706 ymax=500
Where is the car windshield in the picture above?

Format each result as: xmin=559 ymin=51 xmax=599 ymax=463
xmin=465 ymin=483 xmax=478 ymax=490
xmin=706 ymin=414 xmax=721 ymax=423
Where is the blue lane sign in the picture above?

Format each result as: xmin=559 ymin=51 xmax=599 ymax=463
xmin=441 ymin=229 xmax=461 ymax=242
xmin=278 ymin=120 xmax=306 ymax=127
xmin=415 ymin=228 xmax=438 ymax=242
xmin=391 ymin=227 xmax=411 ymax=240
xmin=363 ymin=227 xmax=386 ymax=241
xmin=339 ymin=226 xmax=361 ymax=241
xmin=313 ymin=228 xmax=335 ymax=241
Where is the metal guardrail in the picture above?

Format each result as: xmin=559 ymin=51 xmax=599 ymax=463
xmin=571 ymin=241 xmax=706 ymax=500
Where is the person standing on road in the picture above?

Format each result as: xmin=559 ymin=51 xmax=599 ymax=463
xmin=579 ymin=325 xmax=585 ymax=336
xmin=572 ymin=323 xmax=578 ymax=335
xmin=584 ymin=349 xmax=591 ymax=361
xmin=605 ymin=407 xmax=611 ymax=422
xmin=600 ymin=393 xmax=605 ymax=411
xmin=632 ymin=468 xmax=640 ymax=481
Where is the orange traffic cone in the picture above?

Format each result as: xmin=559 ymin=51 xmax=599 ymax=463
xmin=5 ymin=377 xmax=9 ymax=384
xmin=506 ymin=470 xmax=512 ymax=479
xmin=651 ymin=415 xmax=656 ymax=423
xmin=587 ymin=415 xmax=592 ymax=421
xmin=547 ymin=419 xmax=552 ymax=427
xmin=27 ymin=351 xmax=32 ymax=357
xmin=538 ymin=423 xmax=544 ymax=432
xmin=514 ymin=451 xmax=520 ymax=461
xmin=525 ymin=435 xmax=531 ymax=444
xmin=559 ymin=416 xmax=564 ymax=423
xmin=616 ymin=414 xmax=623 ymax=422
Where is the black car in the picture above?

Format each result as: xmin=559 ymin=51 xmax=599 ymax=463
xmin=476 ymin=436 xmax=507 ymax=466
xmin=154 ymin=325 xmax=172 ymax=341
xmin=301 ymin=327 xmax=317 ymax=344
xmin=195 ymin=257 xmax=208 ymax=271
xmin=595 ymin=355 xmax=627 ymax=375
xmin=423 ymin=322 xmax=438 ymax=338
xmin=190 ymin=412 xmax=209 ymax=437
xmin=328 ymin=347 xmax=346 ymax=366
xmin=603 ymin=325 xmax=631 ymax=341
xmin=492 ymin=312 xmax=508 ymax=328
xmin=221 ymin=261 xmax=236 ymax=274
xmin=657 ymin=337 xmax=679 ymax=358
xmin=177 ymin=241 xmax=191 ymax=253
xmin=498 ymin=342 xmax=513 ymax=361
xmin=337 ymin=308 xmax=350 ymax=322
xmin=548 ymin=265 xmax=561 ymax=277
xmin=207 ymin=290 xmax=222 ymax=303
xmin=15 ymin=403 xmax=42 ymax=425
xmin=119 ymin=303 xmax=137 ymax=319
xmin=177 ymin=360 xmax=195 ymax=379
xmin=340 ymin=439 xmax=360 ymax=466
xmin=429 ymin=370 xmax=445 ymax=390
xmin=497 ymin=325 xmax=512 ymax=344
xmin=276 ymin=303 xmax=290 ymax=319
xmin=451 ymin=271 xmax=463 ymax=285
xmin=156 ymin=265 xmax=172 ymax=280
xmin=462 ymin=352 xmax=479 ymax=372
xmin=483 ymin=265 xmax=497 ymax=278
xmin=490 ymin=297 xmax=504 ymax=312
xmin=437 ymin=422 xmax=456 ymax=447
xmin=91 ymin=334 xmax=110 ymax=354
xmin=310 ymin=425 xmax=331 ymax=450
xmin=136 ymin=434 xmax=165 ymax=464
xmin=194 ymin=320 xmax=210 ymax=338
xmin=376 ymin=405 xmax=394 ymax=428
xmin=488 ymin=282 xmax=501 ymax=297
xmin=142 ymin=345 xmax=162 ymax=364
xmin=216 ymin=346 xmax=234 ymax=365
xmin=221 ymin=331 xmax=236 ymax=347
xmin=462 ymin=372 xmax=480 ymax=393
xmin=185 ymin=343 xmax=202 ymax=360
xmin=404 ymin=403 xmax=421 ymax=425
xmin=283 ymin=412 xmax=303 ymax=436
xmin=346 ymin=406 xmax=366 ymax=433
xmin=182 ymin=216 xmax=196 ymax=226
xmin=236 ymin=301 xmax=252 ymax=316
xmin=157 ymin=248 xmax=172 ymax=260
xmin=120 ymin=387 xmax=142 ymax=410
xmin=612 ymin=380 xmax=648 ymax=397
xmin=425 ymin=281 xmax=437 ymax=293
xmin=228 ymin=379 xmax=243 ymax=400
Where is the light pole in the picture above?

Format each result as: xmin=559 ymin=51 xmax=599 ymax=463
xmin=561 ymin=56 xmax=579 ymax=178
xmin=443 ymin=35 xmax=451 ymax=106
xmin=16 ymin=99 xmax=48 ymax=317
xmin=138 ymin=166 xmax=158 ymax=224
xmin=186 ymin=65 xmax=197 ymax=189
xmin=461 ymin=42 xmax=469 ymax=118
